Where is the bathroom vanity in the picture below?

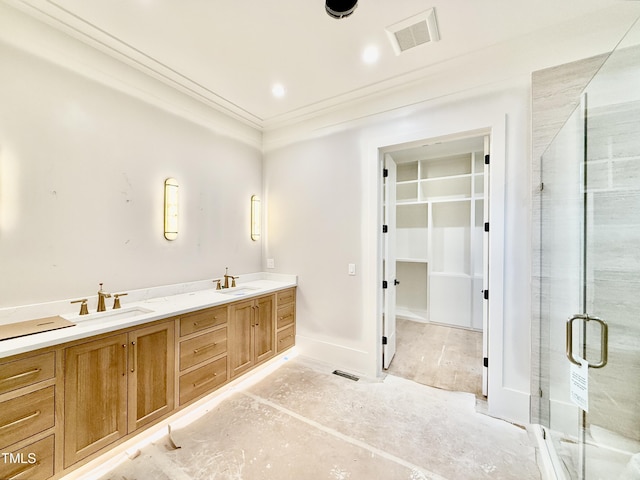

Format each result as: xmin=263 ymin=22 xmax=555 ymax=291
xmin=0 ymin=275 xmax=296 ymax=480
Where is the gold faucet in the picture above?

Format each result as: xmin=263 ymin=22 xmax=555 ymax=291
xmin=71 ymin=298 xmax=89 ymax=315
xmin=222 ymin=267 xmax=239 ymax=289
xmin=112 ymin=293 xmax=128 ymax=309
xmin=97 ymin=283 xmax=111 ymax=312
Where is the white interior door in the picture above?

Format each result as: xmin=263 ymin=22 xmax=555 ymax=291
xmin=383 ymin=154 xmax=397 ymax=369
xmin=482 ymin=135 xmax=490 ymax=396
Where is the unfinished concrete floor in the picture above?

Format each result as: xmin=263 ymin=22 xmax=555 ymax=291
xmin=97 ymin=357 xmax=540 ymax=480
xmin=386 ymin=319 xmax=484 ymax=397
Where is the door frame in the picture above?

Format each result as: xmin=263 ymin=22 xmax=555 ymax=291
xmin=364 ymin=119 xmax=510 ymax=418
xmin=379 ymin=132 xmax=489 ymax=393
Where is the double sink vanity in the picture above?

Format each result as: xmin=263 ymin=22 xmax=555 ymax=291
xmin=0 ymin=273 xmax=296 ymax=480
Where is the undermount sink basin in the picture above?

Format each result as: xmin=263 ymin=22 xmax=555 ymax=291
xmin=71 ymin=306 xmax=155 ymax=326
xmin=218 ymin=286 xmax=259 ymax=296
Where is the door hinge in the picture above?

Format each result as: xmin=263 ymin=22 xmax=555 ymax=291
xmin=382 ymin=280 xmax=388 ymax=289
xmin=539 ymin=388 xmax=543 ymax=398
xmin=483 ymin=289 xmax=489 ymax=300
xmin=382 ymin=336 xmax=388 ymax=345
xmin=383 ymin=168 xmax=389 ymax=178
xmin=484 ymin=154 xmax=490 ymax=165
xmin=483 ymin=357 xmax=489 ymax=368
xmin=382 ymin=224 xmax=388 ymax=233
xmin=484 ymin=222 xmax=489 ymax=232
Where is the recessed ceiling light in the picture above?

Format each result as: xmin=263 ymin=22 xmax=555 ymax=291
xmin=272 ymin=83 xmax=286 ymax=98
xmin=362 ymin=46 xmax=379 ymax=64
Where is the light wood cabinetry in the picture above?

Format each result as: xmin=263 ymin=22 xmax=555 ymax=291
xmin=127 ymin=322 xmax=175 ymax=432
xmin=63 ymin=332 xmax=128 ymax=467
xmin=228 ymin=295 xmax=275 ymax=378
xmin=0 ymin=351 xmax=58 ymax=480
xmin=0 ymin=386 xmax=55 ymax=450
xmin=1 ymin=285 xmax=295 ymax=480
xmin=177 ymin=305 xmax=228 ymax=406
xmin=64 ymin=320 xmax=174 ymax=467
xmin=179 ymin=305 xmax=226 ymax=337
xmin=0 ymin=435 xmax=55 ymax=480
xmin=276 ymin=288 xmax=296 ymax=353
xmin=178 ymin=356 xmax=227 ymax=405
xmin=0 ymin=352 xmax=55 ymax=396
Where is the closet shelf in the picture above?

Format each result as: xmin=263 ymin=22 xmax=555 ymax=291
xmin=396 ymin=258 xmax=428 ymax=264
xmin=394 ymin=144 xmax=486 ymax=331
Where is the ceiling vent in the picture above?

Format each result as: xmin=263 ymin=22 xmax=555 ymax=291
xmin=386 ymin=8 xmax=440 ymax=55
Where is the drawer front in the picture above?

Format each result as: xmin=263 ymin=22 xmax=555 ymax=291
xmin=277 ymin=303 xmax=295 ymax=330
xmin=276 ymin=325 xmax=295 ymax=353
xmin=276 ymin=288 xmax=296 ymax=306
xmin=180 ymin=328 xmax=227 ymax=371
xmin=179 ymin=357 xmax=227 ymax=405
xmin=0 ymin=352 xmax=55 ymax=396
xmin=0 ymin=386 xmax=55 ymax=450
xmin=180 ymin=306 xmax=227 ymax=337
xmin=0 ymin=435 xmax=55 ymax=480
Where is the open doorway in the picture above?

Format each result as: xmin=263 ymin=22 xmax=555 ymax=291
xmin=382 ymin=133 xmax=489 ymax=399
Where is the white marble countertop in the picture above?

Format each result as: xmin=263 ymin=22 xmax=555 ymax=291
xmin=0 ymin=272 xmax=297 ymax=359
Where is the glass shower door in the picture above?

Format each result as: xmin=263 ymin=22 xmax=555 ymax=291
xmin=541 ymin=17 xmax=640 ymax=480
xmin=540 ymin=97 xmax=586 ymax=479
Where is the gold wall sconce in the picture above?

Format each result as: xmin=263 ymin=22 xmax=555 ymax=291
xmin=164 ymin=178 xmax=178 ymax=240
xmin=251 ymin=195 xmax=261 ymax=241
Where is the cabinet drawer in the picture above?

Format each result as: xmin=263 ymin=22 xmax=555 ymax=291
xmin=180 ymin=328 xmax=227 ymax=371
xmin=0 ymin=386 xmax=55 ymax=450
xmin=0 ymin=352 xmax=55 ymax=396
xmin=180 ymin=306 xmax=227 ymax=337
xmin=276 ymin=288 xmax=295 ymax=306
xmin=0 ymin=435 xmax=54 ymax=480
xmin=276 ymin=325 xmax=295 ymax=353
xmin=277 ymin=303 xmax=295 ymax=330
xmin=179 ymin=357 xmax=227 ymax=405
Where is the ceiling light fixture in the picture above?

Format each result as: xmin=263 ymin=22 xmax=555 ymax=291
xmin=325 ymin=0 xmax=358 ymax=19
xmin=362 ymin=46 xmax=379 ymax=64
xmin=272 ymin=83 xmax=286 ymax=98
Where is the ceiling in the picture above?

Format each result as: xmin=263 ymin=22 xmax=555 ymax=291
xmin=8 ymin=0 xmax=634 ymax=130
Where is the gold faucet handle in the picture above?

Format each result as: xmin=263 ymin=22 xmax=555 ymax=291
xmin=71 ymin=298 xmax=89 ymax=315
xmin=231 ymin=276 xmax=239 ymax=288
xmin=112 ymin=293 xmax=128 ymax=309
xmin=213 ymin=279 xmax=222 ymax=290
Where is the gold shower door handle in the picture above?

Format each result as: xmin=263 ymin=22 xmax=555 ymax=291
xmin=566 ymin=314 xmax=608 ymax=369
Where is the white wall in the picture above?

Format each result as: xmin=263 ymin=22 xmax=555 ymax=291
xmin=0 ymin=14 xmax=263 ymax=308
xmin=2 ymin=0 xmax=638 ymax=426
xmin=264 ymin=81 xmax=533 ymax=423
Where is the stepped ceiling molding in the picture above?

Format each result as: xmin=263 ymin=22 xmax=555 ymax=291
xmin=5 ymin=0 xmax=638 ymax=132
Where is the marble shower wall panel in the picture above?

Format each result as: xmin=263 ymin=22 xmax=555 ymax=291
xmin=530 ymin=53 xmax=608 ymax=424
xmin=585 ymin=97 xmax=640 ymax=442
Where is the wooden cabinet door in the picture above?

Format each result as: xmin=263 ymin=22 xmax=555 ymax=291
xmin=127 ymin=321 xmax=175 ymax=432
xmin=64 ymin=333 xmax=128 ymax=468
xmin=228 ymin=299 xmax=254 ymax=378
xmin=254 ymin=295 xmax=275 ymax=364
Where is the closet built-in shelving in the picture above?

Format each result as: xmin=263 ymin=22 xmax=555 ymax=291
xmin=395 ymin=150 xmax=485 ymax=330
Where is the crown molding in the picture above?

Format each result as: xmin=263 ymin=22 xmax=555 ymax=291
xmin=6 ymin=0 xmax=265 ymax=129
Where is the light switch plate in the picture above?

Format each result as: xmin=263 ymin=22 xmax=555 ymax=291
xmin=267 ymin=258 xmax=275 ymax=269
xmin=348 ymin=263 xmax=356 ymax=275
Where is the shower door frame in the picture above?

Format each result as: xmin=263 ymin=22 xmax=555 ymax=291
xmin=534 ymin=15 xmax=640 ymax=479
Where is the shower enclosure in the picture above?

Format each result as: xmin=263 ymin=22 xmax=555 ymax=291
xmin=538 ymin=17 xmax=640 ymax=480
